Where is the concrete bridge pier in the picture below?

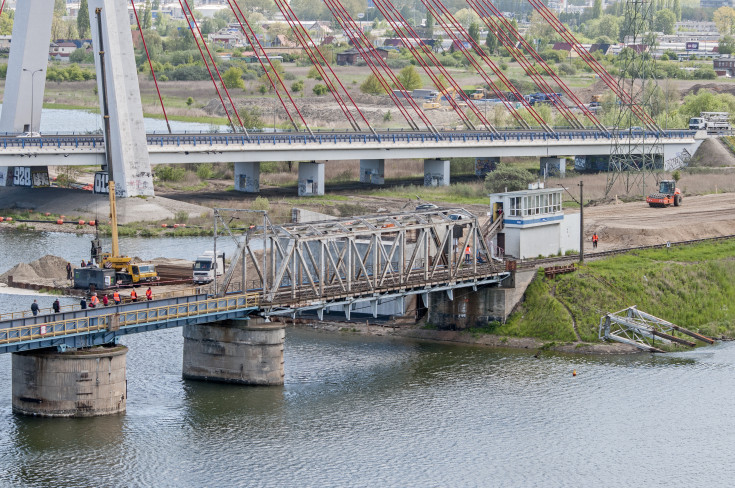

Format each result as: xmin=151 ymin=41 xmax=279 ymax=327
xmin=298 ymin=161 xmax=325 ymax=196
xmin=182 ymin=318 xmax=285 ymax=385
xmin=541 ymin=157 xmax=566 ymax=177
xmin=12 ymin=345 xmax=127 ymax=417
xmin=426 ymin=285 xmax=512 ymax=329
xmin=234 ymin=161 xmax=260 ymax=192
xmin=424 ymin=159 xmax=450 ymax=187
xmin=359 ymin=159 xmax=385 ymax=185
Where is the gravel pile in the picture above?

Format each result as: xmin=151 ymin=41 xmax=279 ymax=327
xmin=0 ymin=255 xmax=70 ymax=285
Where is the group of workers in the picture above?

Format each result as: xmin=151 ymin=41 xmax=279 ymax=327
xmin=79 ymin=287 xmax=153 ymax=310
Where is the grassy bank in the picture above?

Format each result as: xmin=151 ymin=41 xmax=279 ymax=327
xmin=496 ymin=239 xmax=735 ymax=343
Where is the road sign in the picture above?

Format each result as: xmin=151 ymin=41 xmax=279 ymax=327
xmin=357 ymin=12 xmax=364 ymax=18
xmin=686 ymin=42 xmax=699 ymax=50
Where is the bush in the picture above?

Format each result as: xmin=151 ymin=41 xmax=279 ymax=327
xmin=155 ymin=166 xmax=186 ymax=182
xmin=196 ymin=164 xmax=214 ymax=180
xmin=558 ymin=63 xmax=577 ymax=75
xmin=251 ymin=196 xmax=270 ymax=211
xmin=483 ymin=163 xmax=535 ymax=193
xmin=313 ymin=84 xmax=328 ymax=95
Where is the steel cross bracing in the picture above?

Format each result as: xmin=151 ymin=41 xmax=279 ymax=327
xmin=214 ymin=208 xmax=509 ymax=318
xmin=598 ymin=306 xmax=713 ymax=353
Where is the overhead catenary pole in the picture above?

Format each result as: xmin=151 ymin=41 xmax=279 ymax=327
xmin=96 ymin=7 xmax=119 ymax=258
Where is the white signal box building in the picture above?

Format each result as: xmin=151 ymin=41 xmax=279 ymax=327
xmin=489 ymin=184 xmax=580 ymax=259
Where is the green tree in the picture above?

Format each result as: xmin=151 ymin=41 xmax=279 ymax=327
xmin=142 ymin=1 xmax=153 ymax=30
xmin=77 ymin=0 xmax=90 ymax=38
xmin=714 ymin=6 xmax=735 ymax=35
xmin=720 ymin=35 xmax=735 ymax=55
xmin=186 ymin=97 xmax=194 ymax=106
xmin=654 ymin=9 xmax=676 ymax=35
xmin=485 ymin=29 xmax=498 ymax=53
xmin=484 ymin=164 xmax=535 ymax=193
xmin=222 ymin=67 xmax=244 ymax=89
xmin=360 ymin=74 xmax=385 ymax=95
xmin=54 ymin=0 xmax=66 ymax=16
xmin=673 ymin=0 xmax=681 ymax=21
xmin=396 ymin=65 xmax=422 ymax=90
xmin=468 ymin=22 xmax=480 ymax=43
xmin=592 ymin=0 xmax=602 ymax=19
xmin=426 ymin=11 xmax=434 ymax=37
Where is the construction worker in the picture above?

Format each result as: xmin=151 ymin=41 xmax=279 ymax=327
xmin=592 ymin=233 xmax=599 ymax=249
xmin=31 ymin=300 xmax=39 ymax=316
xmin=102 ymin=294 xmax=109 ymax=307
xmin=113 ymin=289 xmax=121 ymax=305
xmin=146 ymin=287 xmax=153 ymax=301
xmin=130 ymin=288 xmax=138 ymax=302
xmin=66 ymin=262 xmax=73 ymax=280
xmin=53 ymin=299 xmax=61 ymax=314
xmin=89 ymin=293 xmax=99 ymax=308
xmin=465 ymin=245 xmax=471 ymax=264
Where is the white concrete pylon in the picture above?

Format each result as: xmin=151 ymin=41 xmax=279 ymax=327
xmin=0 ymin=0 xmax=53 ymax=134
xmin=88 ymin=0 xmax=154 ymax=197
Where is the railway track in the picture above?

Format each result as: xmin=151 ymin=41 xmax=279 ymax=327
xmin=517 ymin=233 xmax=735 ymax=269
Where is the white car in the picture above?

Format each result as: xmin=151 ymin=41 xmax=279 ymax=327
xmin=16 ymin=131 xmax=41 ymax=138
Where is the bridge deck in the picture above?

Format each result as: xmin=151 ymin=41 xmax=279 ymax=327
xmin=0 ymin=262 xmax=508 ymax=354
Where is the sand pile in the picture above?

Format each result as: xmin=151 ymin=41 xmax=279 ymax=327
xmin=1 ymin=255 xmax=71 ymax=285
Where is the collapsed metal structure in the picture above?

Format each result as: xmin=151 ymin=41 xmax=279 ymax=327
xmin=213 ymin=208 xmax=509 ymax=318
xmin=599 ymin=306 xmax=714 ymax=352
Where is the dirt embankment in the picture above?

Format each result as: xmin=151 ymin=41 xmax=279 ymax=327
xmin=583 ymin=192 xmax=735 ymax=251
xmin=690 ymin=137 xmax=735 ymax=167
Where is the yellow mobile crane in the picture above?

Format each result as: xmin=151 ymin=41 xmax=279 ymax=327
xmin=93 ymin=8 xmax=157 ymax=285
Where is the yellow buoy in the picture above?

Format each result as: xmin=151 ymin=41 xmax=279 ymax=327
xmin=572 ymin=370 xmax=577 ymax=377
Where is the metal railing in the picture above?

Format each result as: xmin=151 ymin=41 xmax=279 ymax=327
xmin=0 ymin=288 xmax=197 ymax=322
xmin=0 ymin=292 xmax=259 ymax=348
xmin=0 ymin=129 xmax=697 ymax=150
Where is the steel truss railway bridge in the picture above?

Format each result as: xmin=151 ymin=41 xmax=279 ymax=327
xmin=0 ymin=208 xmax=508 ymax=354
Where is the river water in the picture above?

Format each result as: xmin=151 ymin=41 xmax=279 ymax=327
xmin=2 ymin=229 xmax=735 ymax=486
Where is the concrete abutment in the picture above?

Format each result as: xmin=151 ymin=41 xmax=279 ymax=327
xmin=426 ymin=285 xmax=513 ymax=329
xmin=540 ymin=157 xmax=566 ymax=177
xmin=12 ymin=345 xmax=127 ymax=417
xmin=182 ymin=318 xmax=285 ymax=386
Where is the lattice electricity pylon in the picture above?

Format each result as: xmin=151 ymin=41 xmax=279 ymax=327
xmin=606 ymin=0 xmax=663 ymax=197
xmin=599 ymin=306 xmax=713 ymax=352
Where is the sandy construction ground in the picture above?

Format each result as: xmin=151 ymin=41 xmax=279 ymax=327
xmin=582 ymin=192 xmax=735 ymax=251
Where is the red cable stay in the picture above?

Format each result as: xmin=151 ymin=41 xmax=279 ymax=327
xmin=373 ymin=0 xmax=496 ymax=133
xmin=130 ymin=0 xmax=172 ymax=134
xmin=0 ymin=0 xmax=6 ymax=18
xmin=321 ymin=0 xmax=439 ymax=134
xmin=425 ymin=0 xmax=551 ymax=132
xmin=526 ymin=0 xmax=660 ymax=131
xmin=468 ymin=0 xmax=582 ymax=130
xmin=227 ymin=0 xmax=313 ymax=135
xmin=180 ymin=0 xmax=247 ymax=134
xmin=177 ymin=1 xmax=239 ymax=133
xmin=272 ymin=0 xmax=374 ymax=133
xmin=470 ymin=0 xmax=605 ymax=131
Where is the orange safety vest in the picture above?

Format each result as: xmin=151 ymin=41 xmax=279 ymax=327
xmin=90 ymin=295 xmax=99 ymax=306
xmin=465 ymin=246 xmax=471 ymax=255
xmin=113 ymin=291 xmax=120 ymax=302
xmin=130 ymin=290 xmax=137 ymax=300
xmin=592 ymin=234 xmax=599 ymax=242
xmin=146 ymin=288 xmax=152 ymax=300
